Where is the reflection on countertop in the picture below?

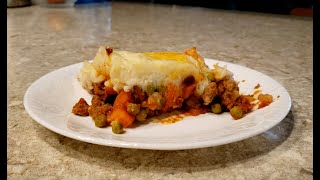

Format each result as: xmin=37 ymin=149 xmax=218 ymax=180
xmin=7 ymin=2 xmax=312 ymax=179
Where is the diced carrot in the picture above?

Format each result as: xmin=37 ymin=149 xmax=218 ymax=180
xmin=105 ymin=87 xmax=117 ymax=95
xmin=162 ymin=83 xmax=180 ymax=112
xmin=109 ymin=91 xmax=135 ymax=127
xmin=182 ymin=84 xmax=196 ymax=99
xmin=113 ymin=91 xmax=132 ymax=108
xmin=109 ymin=109 xmax=134 ymax=128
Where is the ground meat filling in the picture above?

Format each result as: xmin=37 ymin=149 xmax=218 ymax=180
xmin=88 ymin=104 xmax=113 ymax=121
xmin=201 ymin=78 xmax=240 ymax=109
xmin=72 ymin=98 xmax=89 ymax=116
xmin=258 ymin=94 xmax=273 ymax=109
xmin=147 ymin=110 xmax=161 ymax=117
xmin=185 ymin=95 xmax=201 ymax=108
xmin=217 ymin=79 xmax=240 ymax=110
xmin=89 ymin=86 xmax=114 ymax=122
xmin=202 ymin=82 xmax=218 ymax=105
xmin=236 ymin=95 xmax=255 ymax=113
xmin=131 ymin=85 xmax=146 ymax=103
xmin=91 ymin=95 xmax=106 ymax=107
xmin=91 ymin=82 xmax=106 ymax=97
xmin=72 ymin=83 xmax=115 ymax=124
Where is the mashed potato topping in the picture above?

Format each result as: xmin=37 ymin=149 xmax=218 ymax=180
xmin=78 ymin=47 xmax=221 ymax=95
xmin=110 ymin=50 xmax=208 ymax=93
xmin=78 ymin=61 xmax=105 ymax=91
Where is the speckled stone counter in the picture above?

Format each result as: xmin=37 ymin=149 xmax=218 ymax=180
xmin=8 ymin=2 xmax=312 ymax=179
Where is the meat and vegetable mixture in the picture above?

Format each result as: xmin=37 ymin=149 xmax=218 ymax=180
xmin=72 ymin=47 xmax=273 ymax=134
xmin=72 ymin=75 xmax=273 ymax=134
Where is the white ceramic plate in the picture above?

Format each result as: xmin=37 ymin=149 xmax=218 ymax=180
xmin=24 ymin=58 xmax=291 ymax=150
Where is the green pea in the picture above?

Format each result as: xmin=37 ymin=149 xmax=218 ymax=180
xmin=94 ymin=114 xmax=107 ymax=128
xmin=127 ymin=103 xmax=141 ymax=115
xmin=230 ymin=106 xmax=243 ymax=120
xmin=207 ymin=72 xmax=215 ymax=82
xmin=160 ymin=98 xmax=165 ymax=106
xmin=111 ymin=120 xmax=124 ymax=134
xmin=146 ymin=84 xmax=155 ymax=95
xmin=211 ymin=103 xmax=222 ymax=114
xmin=136 ymin=109 xmax=149 ymax=121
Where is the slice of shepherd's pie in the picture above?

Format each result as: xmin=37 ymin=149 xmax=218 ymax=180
xmin=72 ymin=47 xmax=273 ymax=134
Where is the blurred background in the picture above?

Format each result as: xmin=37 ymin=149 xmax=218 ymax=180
xmin=8 ymin=0 xmax=313 ymax=16
xmin=115 ymin=0 xmax=313 ymax=16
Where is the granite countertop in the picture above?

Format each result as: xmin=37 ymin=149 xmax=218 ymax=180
xmin=8 ymin=2 xmax=312 ymax=179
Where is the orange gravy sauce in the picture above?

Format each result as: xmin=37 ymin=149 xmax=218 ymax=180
xmin=253 ymin=90 xmax=262 ymax=96
xmin=152 ymin=108 xmax=207 ymax=125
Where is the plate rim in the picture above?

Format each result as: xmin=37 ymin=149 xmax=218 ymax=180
xmin=23 ymin=58 xmax=292 ymax=150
